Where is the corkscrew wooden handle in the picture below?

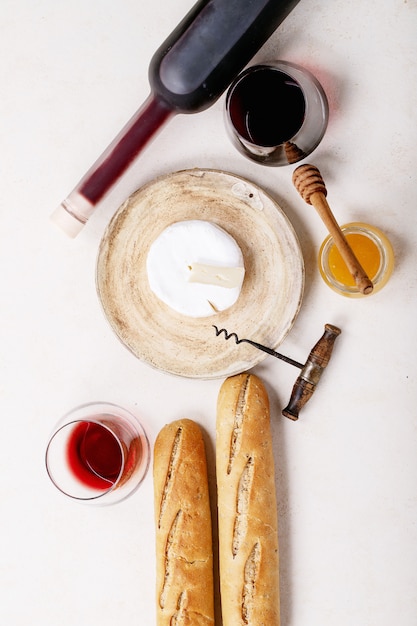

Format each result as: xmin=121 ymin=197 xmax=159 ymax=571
xmin=282 ymin=323 xmax=341 ymax=420
xmin=293 ymin=164 xmax=373 ymax=295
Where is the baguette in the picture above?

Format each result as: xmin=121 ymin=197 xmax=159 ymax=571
xmin=216 ymin=373 xmax=280 ymax=625
xmin=153 ymin=419 xmax=214 ymax=626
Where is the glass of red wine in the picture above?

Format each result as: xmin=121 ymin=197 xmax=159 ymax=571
xmin=45 ymin=402 xmax=150 ymax=505
xmin=225 ymin=60 xmax=328 ymax=166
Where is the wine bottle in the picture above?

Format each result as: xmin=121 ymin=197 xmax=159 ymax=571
xmin=51 ymin=0 xmax=301 ymax=237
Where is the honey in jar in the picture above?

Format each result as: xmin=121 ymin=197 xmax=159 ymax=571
xmin=319 ymin=222 xmax=394 ymax=297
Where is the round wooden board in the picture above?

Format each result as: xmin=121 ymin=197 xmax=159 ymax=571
xmin=96 ymin=169 xmax=304 ymax=379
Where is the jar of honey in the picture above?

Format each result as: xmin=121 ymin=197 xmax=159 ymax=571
xmin=318 ymin=222 xmax=394 ymax=298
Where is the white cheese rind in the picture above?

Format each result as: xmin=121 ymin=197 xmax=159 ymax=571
xmin=146 ymin=220 xmax=245 ymax=317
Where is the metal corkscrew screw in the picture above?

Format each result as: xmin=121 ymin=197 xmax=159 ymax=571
xmin=213 ymin=323 xmax=341 ymax=420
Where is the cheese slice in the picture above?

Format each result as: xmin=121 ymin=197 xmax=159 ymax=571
xmin=187 ymin=263 xmax=245 ymax=288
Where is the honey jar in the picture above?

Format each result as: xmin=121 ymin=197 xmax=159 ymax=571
xmin=318 ymin=222 xmax=394 ymax=298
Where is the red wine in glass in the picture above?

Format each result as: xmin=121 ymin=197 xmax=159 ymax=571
xmin=228 ymin=66 xmax=306 ymax=147
xmin=45 ymin=403 xmax=150 ymax=504
xmin=225 ymin=61 xmax=329 ymax=165
xmin=66 ymin=421 xmax=123 ymax=490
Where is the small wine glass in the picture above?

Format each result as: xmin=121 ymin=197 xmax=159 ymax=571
xmin=224 ymin=60 xmax=328 ymax=166
xmin=45 ymin=402 xmax=150 ymax=505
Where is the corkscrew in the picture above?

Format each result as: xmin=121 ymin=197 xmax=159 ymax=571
xmin=213 ymin=323 xmax=341 ymax=420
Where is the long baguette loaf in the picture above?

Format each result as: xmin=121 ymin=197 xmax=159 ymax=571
xmin=216 ymin=373 xmax=280 ymax=625
xmin=153 ymin=419 xmax=215 ymax=626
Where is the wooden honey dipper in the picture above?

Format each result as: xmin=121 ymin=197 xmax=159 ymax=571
xmin=293 ymin=164 xmax=373 ymax=295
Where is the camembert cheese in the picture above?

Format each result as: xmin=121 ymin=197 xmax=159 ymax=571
xmin=146 ymin=220 xmax=245 ymax=317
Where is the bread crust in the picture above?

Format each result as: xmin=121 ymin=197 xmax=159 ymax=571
xmin=216 ymin=373 xmax=279 ymax=625
xmin=153 ymin=419 xmax=215 ymax=626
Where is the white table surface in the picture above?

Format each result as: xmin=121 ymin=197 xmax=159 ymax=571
xmin=1 ymin=1 xmax=416 ymax=624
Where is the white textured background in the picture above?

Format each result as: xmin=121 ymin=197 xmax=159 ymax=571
xmin=1 ymin=1 xmax=416 ymax=624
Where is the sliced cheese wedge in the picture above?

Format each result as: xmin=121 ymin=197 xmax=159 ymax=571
xmin=187 ymin=263 xmax=245 ymax=288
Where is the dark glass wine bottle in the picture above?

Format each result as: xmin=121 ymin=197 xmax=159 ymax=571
xmin=52 ymin=0 xmax=301 ymax=236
